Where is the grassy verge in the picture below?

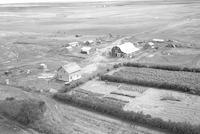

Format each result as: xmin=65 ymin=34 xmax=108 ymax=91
xmin=53 ymin=92 xmax=200 ymax=134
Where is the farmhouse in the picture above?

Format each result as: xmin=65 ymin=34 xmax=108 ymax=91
xmin=81 ymin=47 xmax=92 ymax=54
xmin=111 ymin=42 xmax=139 ymax=58
xmin=56 ymin=63 xmax=81 ymax=82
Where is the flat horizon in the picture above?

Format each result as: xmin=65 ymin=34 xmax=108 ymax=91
xmin=0 ymin=0 xmax=125 ymax=4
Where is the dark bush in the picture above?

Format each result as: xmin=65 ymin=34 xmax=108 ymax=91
xmin=15 ymin=99 xmax=46 ymax=125
xmin=0 ymin=98 xmax=46 ymax=125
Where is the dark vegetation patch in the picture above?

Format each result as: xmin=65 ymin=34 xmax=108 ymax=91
xmin=0 ymin=98 xmax=46 ymax=125
xmin=123 ymin=62 xmax=200 ymax=73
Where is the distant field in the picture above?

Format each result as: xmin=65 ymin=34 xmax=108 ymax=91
xmin=102 ymin=67 xmax=200 ymax=95
xmin=0 ymin=0 xmax=200 ymax=44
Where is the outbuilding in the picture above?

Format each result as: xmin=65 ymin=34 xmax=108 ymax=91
xmin=111 ymin=42 xmax=139 ymax=58
xmin=84 ymin=40 xmax=94 ymax=45
xmin=56 ymin=63 xmax=81 ymax=82
xmin=68 ymin=42 xmax=80 ymax=47
xmin=81 ymin=47 xmax=92 ymax=54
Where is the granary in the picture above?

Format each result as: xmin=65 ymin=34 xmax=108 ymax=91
xmin=111 ymin=42 xmax=139 ymax=58
xmin=56 ymin=63 xmax=81 ymax=82
xmin=81 ymin=46 xmax=92 ymax=54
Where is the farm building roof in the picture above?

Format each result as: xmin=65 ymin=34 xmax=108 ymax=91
xmin=152 ymin=39 xmax=165 ymax=42
xmin=81 ymin=46 xmax=91 ymax=51
xmin=60 ymin=63 xmax=81 ymax=74
xmin=68 ymin=42 xmax=79 ymax=47
xmin=117 ymin=42 xmax=139 ymax=54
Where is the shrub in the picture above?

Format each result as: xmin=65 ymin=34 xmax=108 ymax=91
xmin=0 ymin=98 xmax=46 ymax=125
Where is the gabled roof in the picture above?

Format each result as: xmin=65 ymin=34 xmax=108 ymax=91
xmin=117 ymin=42 xmax=139 ymax=54
xmin=59 ymin=63 xmax=81 ymax=74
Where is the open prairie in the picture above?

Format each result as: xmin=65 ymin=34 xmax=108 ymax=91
xmin=0 ymin=0 xmax=200 ymax=42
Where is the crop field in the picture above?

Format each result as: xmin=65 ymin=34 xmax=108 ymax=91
xmin=124 ymin=88 xmax=200 ymax=125
xmin=77 ymin=79 xmax=200 ymax=125
xmin=102 ymin=67 xmax=200 ymax=95
xmin=55 ymin=83 xmax=200 ymax=134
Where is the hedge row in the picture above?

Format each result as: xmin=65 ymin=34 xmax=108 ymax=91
xmin=53 ymin=93 xmax=200 ymax=134
xmin=123 ymin=62 xmax=200 ymax=73
xmin=100 ymin=74 xmax=200 ymax=95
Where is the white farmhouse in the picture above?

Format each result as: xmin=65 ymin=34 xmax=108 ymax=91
xmin=56 ymin=63 xmax=81 ymax=82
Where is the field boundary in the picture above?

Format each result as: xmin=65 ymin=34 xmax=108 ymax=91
xmin=122 ymin=62 xmax=200 ymax=73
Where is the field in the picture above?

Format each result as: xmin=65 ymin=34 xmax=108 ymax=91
xmin=124 ymin=88 xmax=200 ymax=125
xmin=1 ymin=0 xmax=200 ymax=134
xmin=103 ymin=67 xmax=200 ymax=94
xmin=76 ymin=80 xmax=200 ymax=125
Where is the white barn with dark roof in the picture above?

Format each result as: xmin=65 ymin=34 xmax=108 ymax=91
xmin=56 ymin=63 xmax=81 ymax=82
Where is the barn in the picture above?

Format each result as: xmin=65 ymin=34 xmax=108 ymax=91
xmin=56 ymin=63 xmax=81 ymax=82
xmin=111 ymin=42 xmax=139 ymax=58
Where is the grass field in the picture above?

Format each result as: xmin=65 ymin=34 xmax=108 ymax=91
xmin=102 ymin=67 xmax=200 ymax=95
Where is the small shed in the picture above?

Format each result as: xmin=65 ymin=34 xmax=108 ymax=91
xmin=81 ymin=47 xmax=92 ymax=54
xmin=56 ymin=63 xmax=81 ymax=82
